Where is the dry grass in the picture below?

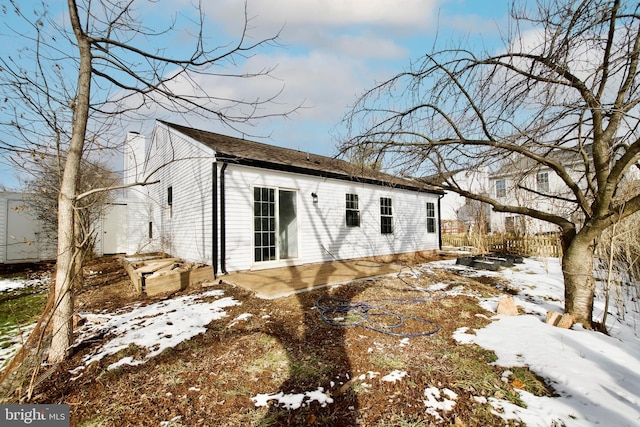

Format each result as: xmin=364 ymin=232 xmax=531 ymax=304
xmin=6 ymin=256 xmax=555 ymax=426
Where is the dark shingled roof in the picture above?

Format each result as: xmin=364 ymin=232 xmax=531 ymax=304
xmin=160 ymin=121 xmax=442 ymax=194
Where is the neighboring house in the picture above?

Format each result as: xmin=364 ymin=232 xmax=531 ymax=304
xmin=488 ymin=145 xmax=640 ymax=234
xmin=0 ymin=192 xmax=56 ymax=263
xmin=436 ymin=169 xmax=491 ymax=234
xmin=125 ymin=121 xmax=444 ymax=276
xmin=434 ymin=145 xmax=639 ymax=236
xmin=489 ymin=163 xmax=569 ymax=235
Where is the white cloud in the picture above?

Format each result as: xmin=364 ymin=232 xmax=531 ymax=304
xmin=201 ymin=0 xmax=439 ymax=58
xmin=101 ymin=0 xmax=518 ymax=156
xmin=214 ymin=0 xmax=440 ymax=28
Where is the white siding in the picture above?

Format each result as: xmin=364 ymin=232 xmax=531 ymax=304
xmin=0 ymin=192 xmax=56 ymax=263
xmin=222 ymin=164 xmax=440 ymax=272
xmin=134 ymin=123 xmax=441 ymax=272
xmin=142 ymin=124 xmax=215 ymax=263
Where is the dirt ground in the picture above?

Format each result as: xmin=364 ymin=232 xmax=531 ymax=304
xmin=21 ymin=255 xmax=550 ymax=426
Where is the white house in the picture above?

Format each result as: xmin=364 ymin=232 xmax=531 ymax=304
xmin=488 ymin=162 xmax=570 ymax=234
xmin=126 ymin=121 xmax=444 ymax=276
xmin=488 ymin=146 xmax=640 ymax=234
xmin=437 ymin=169 xmax=490 ymax=234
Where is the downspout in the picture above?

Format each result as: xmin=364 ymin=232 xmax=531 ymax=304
xmin=212 ymin=162 xmax=218 ymax=278
xmin=220 ymin=163 xmax=228 ymax=274
xmin=437 ymin=194 xmax=444 ymax=250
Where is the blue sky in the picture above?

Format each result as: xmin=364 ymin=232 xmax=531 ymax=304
xmin=0 ymin=0 xmax=521 ymax=189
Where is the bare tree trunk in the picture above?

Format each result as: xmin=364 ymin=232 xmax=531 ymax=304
xmin=48 ymin=193 xmax=76 ymax=363
xmin=73 ymin=210 xmax=85 ymax=291
xmin=562 ymin=234 xmax=597 ymax=328
xmin=48 ymin=1 xmax=93 ymax=363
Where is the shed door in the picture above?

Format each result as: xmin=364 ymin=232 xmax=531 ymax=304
xmin=6 ymin=200 xmax=40 ymax=261
xmin=103 ymin=204 xmax=127 ymax=254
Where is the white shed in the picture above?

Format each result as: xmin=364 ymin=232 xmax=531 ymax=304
xmin=130 ymin=121 xmax=444 ymax=276
xmin=0 ymin=192 xmax=56 ymax=263
xmin=1 ymin=191 xmax=144 ymax=263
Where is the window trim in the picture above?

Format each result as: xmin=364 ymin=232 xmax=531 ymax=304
xmin=495 ymin=179 xmax=506 ymax=198
xmin=426 ymin=202 xmax=436 ymax=233
xmin=380 ymin=197 xmax=393 ymax=234
xmin=345 ymin=193 xmax=360 ymax=227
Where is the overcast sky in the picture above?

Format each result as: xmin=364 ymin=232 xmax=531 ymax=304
xmin=0 ymin=0 xmax=521 ymax=189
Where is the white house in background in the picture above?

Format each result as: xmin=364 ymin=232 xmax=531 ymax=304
xmin=437 ymin=169 xmax=490 ymax=234
xmin=488 ymin=146 xmax=640 ymax=234
xmin=489 ymin=162 xmax=570 ymax=235
xmin=0 ymin=192 xmax=56 ymax=263
xmin=126 ymin=121 xmax=444 ymax=276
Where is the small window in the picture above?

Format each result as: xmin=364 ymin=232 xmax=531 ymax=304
xmin=505 ymin=216 xmax=525 ymax=235
xmin=496 ymin=179 xmax=506 ymax=198
xmin=537 ymin=172 xmax=549 ymax=193
xmin=167 ymin=186 xmax=173 ymax=206
xmin=346 ymin=194 xmax=360 ymax=227
xmin=426 ymin=202 xmax=436 ymax=233
xmin=148 ymin=222 xmax=153 ymax=239
xmin=380 ymin=197 xmax=393 ymax=234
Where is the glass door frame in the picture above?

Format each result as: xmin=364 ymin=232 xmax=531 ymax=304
xmin=252 ymin=185 xmax=300 ymax=266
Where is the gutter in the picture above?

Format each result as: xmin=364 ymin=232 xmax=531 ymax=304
xmin=438 ymin=194 xmax=444 ymax=250
xmin=220 ymin=163 xmax=228 ymax=274
xmin=212 ymin=162 xmax=218 ymax=278
xmin=217 ymin=155 xmax=443 ymax=196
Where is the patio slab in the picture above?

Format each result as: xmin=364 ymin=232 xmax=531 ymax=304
xmin=216 ymin=259 xmax=406 ymax=299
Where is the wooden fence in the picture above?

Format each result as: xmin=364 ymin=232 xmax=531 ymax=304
xmin=442 ymin=233 xmax=563 ymax=258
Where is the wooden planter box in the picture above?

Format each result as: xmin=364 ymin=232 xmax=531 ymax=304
xmin=122 ymin=255 xmax=214 ymax=296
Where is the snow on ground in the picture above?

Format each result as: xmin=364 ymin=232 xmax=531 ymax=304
xmin=0 ymin=276 xmax=48 ymax=293
xmin=448 ymin=257 xmax=640 ymax=427
xmin=251 ymin=387 xmax=334 ymax=410
xmin=69 ymin=289 xmax=240 ymax=377
xmin=0 ymin=275 xmax=49 ymax=366
xmin=0 ymin=323 xmax=35 ymax=367
xmin=2 ymin=257 xmax=639 ymax=426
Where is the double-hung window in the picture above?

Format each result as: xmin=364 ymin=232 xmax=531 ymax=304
xmin=426 ymin=202 xmax=436 ymax=233
xmin=346 ymin=194 xmax=360 ymax=227
xmin=380 ymin=197 xmax=393 ymax=234
xmin=495 ymin=179 xmax=506 ymax=198
xmin=537 ymin=172 xmax=549 ymax=193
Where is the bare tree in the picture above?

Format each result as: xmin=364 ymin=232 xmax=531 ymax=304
xmin=340 ymin=0 xmax=640 ymax=328
xmin=0 ymin=0 xmax=295 ymax=364
xmin=24 ymin=153 xmax=120 ymax=288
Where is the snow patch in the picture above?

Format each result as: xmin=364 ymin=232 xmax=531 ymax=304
xmin=251 ymin=387 xmax=333 ymax=409
xmin=73 ymin=289 xmax=240 ymax=372
xmin=381 ymin=370 xmax=407 ymax=383
xmin=423 ymin=386 xmax=457 ymax=421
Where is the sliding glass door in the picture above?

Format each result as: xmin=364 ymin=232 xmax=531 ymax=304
xmin=254 ymin=187 xmax=298 ymax=263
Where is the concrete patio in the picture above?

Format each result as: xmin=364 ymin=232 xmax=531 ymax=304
xmin=216 ymin=259 xmax=407 ymax=299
